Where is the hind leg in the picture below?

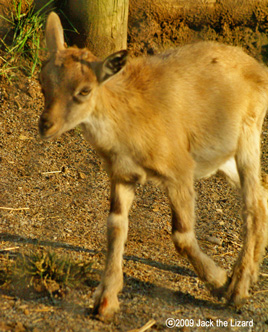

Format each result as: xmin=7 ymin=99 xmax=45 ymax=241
xmin=226 ymin=125 xmax=268 ymax=305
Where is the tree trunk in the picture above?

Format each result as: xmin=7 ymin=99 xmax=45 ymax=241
xmin=67 ymin=0 xmax=129 ymax=58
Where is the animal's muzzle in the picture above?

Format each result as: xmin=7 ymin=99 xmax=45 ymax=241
xmin=39 ymin=112 xmax=55 ymax=138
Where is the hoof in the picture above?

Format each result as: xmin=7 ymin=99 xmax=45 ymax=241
xmin=207 ymin=277 xmax=231 ymax=300
xmin=93 ymin=291 xmax=119 ymax=319
xmin=227 ymin=290 xmax=248 ymax=308
xmin=210 ymin=276 xmax=231 ymax=300
xmin=225 ymin=274 xmax=250 ymax=307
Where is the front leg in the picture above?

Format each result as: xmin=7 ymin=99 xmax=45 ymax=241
xmin=93 ymin=181 xmax=135 ymax=317
xmin=166 ymin=176 xmax=228 ymax=296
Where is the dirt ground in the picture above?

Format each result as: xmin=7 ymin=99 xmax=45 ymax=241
xmin=1 ymin=3 xmax=268 ymax=332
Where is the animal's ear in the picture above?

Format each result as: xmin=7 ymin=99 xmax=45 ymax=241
xmin=45 ymin=12 xmax=65 ymax=53
xmin=94 ymin=50 xmax=128 ymax=83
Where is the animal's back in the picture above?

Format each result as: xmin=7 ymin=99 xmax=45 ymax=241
xmin=113 ymin=41 xmax=268 ymax=179
xmin=117 ymin=42 xmax=268 ymax=128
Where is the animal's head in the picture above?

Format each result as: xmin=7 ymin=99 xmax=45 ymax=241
xmin=39 ymin=12 xmax=128 ymax=140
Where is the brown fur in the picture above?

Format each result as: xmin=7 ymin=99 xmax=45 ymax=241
xmin=39 ymin=12 xmax=268 ymax=317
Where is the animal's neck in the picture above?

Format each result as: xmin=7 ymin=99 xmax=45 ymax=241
xmin=81 ymin=70 xmax=150 ymax=162
xmin=81 ymin=85 xmax=125 ymax=155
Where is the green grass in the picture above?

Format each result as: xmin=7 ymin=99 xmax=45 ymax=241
xmin=0 ymin=248 xmax=93 ymax=298
xmin=0 ymin=0 xmax=54 ymax=78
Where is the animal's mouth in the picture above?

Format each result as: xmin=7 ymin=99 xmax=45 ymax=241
xmin=39 ymin=120 xmax=62 ymax=140
xmin=40 ymin=131 xmax=59 ymax=140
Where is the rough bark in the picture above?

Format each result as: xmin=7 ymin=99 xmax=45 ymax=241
xmin=67 ymin=0 xmax=129 ymax=57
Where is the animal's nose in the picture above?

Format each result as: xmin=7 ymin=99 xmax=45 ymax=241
xmin=39 ymin=112 xmax=54 ymax=137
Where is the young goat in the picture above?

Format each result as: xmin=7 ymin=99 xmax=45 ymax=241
xmin=39 ymin=12 xmax=268 ymax=317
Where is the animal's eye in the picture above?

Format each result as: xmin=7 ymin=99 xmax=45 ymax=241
xmin=78 ymin=88 xmax=91 ymax=96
